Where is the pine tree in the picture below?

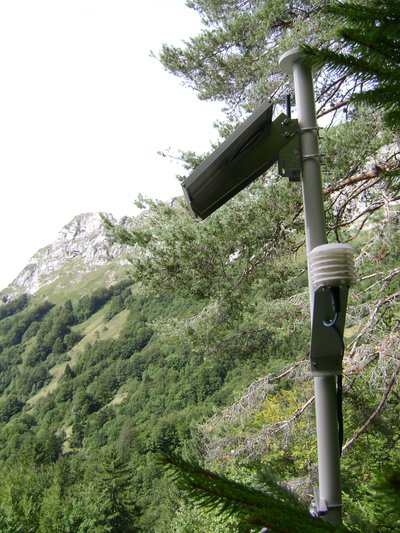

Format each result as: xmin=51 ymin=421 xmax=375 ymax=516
xmin=95 ymin=448 xmax=141 ymax=532
xmin=301 ymin=0 xmax=400 ymax=130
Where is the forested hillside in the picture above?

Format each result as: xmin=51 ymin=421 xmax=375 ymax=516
xmin=0 ymin=0 xmax=399 ymax=531
xmin=0 ymin=275 xmax=283 ymax=531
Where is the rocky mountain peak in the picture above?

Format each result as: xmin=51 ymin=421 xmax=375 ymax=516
xmin=3 ymin=212 xmax=131 ymax=298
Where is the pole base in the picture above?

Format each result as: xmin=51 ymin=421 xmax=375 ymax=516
xmin=312 ymin=488 xmax=343 ymax=522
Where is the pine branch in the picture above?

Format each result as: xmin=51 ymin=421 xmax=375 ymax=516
xmin=159 ymin=453 xmax=339 ymax=532
xmin=300 ymin=0 xmax=400 ymax=130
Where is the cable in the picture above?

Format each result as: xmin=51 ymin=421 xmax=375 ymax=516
xmin=322 ymin=286 xmax=345 ymax=456
xmin=337 ymin=374 xmax=343 ymax=456
xmin=286 ymin=93 xmax=292 ymax=119
xmin=323 ymin=286 xmax=340 ymax=327
xmin=323 ymin=312 xmax=338 ymax=327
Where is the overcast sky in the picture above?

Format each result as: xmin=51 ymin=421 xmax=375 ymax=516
xmin=0 ymin=0 xmax=222 ymax=289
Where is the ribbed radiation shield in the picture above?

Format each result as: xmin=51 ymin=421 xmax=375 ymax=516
xmin=308 ymin=244 xmax=356 ymax=290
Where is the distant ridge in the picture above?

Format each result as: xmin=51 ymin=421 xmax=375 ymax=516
xmin=1 ymin=212 xmax=132 ymax=300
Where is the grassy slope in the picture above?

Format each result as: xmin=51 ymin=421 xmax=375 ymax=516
xmin=35 ymin=258 xmax=131 ymax=304
xmin=26 ymin=306 xmax=130 ymax=407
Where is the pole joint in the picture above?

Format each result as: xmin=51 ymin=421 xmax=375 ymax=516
xmin=299 ymin=126 xmax=321 ymax=133
xmin=301 ymin=153 xmax=324 ymax=161
xmin=312 ymin=488 xmax=343 ymax=518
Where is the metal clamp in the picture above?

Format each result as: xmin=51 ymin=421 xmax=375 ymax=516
xmin=299 ymin=126 xmax=321 ymax=133
xmin=278 ymin=119 xmax=301 ymax=182
xmin=302 ymin=153 xmax=324 ymax=161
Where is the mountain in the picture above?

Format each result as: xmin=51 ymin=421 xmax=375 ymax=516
xmin=0 ymin=212 xmax=267 ymax=531
xmin=1 ymin=212 xmax=131 ymax=302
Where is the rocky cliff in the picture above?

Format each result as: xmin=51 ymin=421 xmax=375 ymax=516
xmin=2 ymin=212 xmax=131 ymax=299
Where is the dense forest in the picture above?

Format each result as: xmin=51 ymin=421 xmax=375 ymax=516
xmin=1 ymin=0 xmax=399 ymax=531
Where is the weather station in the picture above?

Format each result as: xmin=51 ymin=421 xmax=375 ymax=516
xmin=181 ymin=47 xmax=356 ymax=526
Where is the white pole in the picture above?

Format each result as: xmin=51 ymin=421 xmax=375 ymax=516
xmin=280 ymin=48 xmax=342 ymax=526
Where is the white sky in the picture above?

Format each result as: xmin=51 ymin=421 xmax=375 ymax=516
xmin=0 ymin=0 xmax=222 ymax=289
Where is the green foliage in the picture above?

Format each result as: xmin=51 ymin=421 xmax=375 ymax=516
xmin=158 ymin=0 xmax=337 ymax=112
xmin=0 ymin=294 xmax=29 ymax=319
xmin=104 ymin=179 xmax=306 ymax=364
xmin=74 ymin=286 xmax=115 ymax=322
xmin=0 ymin=393 xmax=24 ymax=423
xmin=93 ymin=448 xmax=141 ymax=531
xmin=0 ymin=459 xmax=53 ymax=532
xmin=160 ymin=453 xmax=338 ymax=532
xmin=302 ymin=0 xmax=400 ymax=131
xmin=15 ymin=363 xmax=51 ymax=400
xmin=0 ymin=245 xmax=396 ymax=531
xmin=0 ymin=299 xmax=54 ymax=349
xmin=105 ymin=181 xmax=301 ymax=302
xmin=162 ymin=453 xmax=400 ymax=532
xmin=24 ymin=300 xmax=77 ymax=367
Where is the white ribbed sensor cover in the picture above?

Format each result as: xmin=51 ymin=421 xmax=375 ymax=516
xmin=308 ymin=243 xmax=356 ymax=290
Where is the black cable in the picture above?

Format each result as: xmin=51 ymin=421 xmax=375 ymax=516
xmin=323 ymin=286 xmax=340 ymax=327
xmin=323 ymin=286 xmax=345 ymax=456
xmin=337 ymin=374 xmax=344 ymax=456
xmin=286 ymin=93 xmax=291 ymax=119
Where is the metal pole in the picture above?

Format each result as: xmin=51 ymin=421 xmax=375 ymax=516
xmin=313 ymin=377 xmax=342 ymax=524
xmin=280 ymin=48 xmax=342 ymax=526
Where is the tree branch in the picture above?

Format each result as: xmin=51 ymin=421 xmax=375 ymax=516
xmin=382 ymin=267 xmax=400 ymax=291
xmin=349 ymin=291 xmax=400 ymax=358
xmin=342 ymin=359 xmax=400 ymax=453
xmin=323 ymin=158 xmax=400 ymax=197
xmin=317 ymin=100 xmax=351 ymax=119
xmin=328 ymin=200 xmax=383 ymax=232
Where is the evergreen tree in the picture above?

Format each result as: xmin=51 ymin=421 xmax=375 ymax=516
xmin=95 ymin=448 xmax=141 ymax=532
xmin=157 ymin=0 xmax=344 ymax=115
xmin=301 ymin=0 xmax=400 ymax=130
